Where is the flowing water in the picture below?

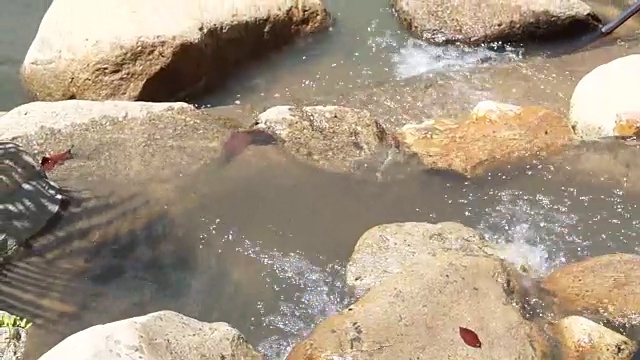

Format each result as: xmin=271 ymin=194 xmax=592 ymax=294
xmin=1 ymin=0 xmax=640 ymax=358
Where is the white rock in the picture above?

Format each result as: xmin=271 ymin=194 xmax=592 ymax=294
xmin=21 ymin=0 xmax=329 ymax=101
xmin=0 ymin=100 xmax=193 ymax=140
xmin=569 ymin=54 xmax=640 ymax=140
xmin=38 ymin=311 xmax=262 ymax=360
xmin=472 ymin=100 xmax=522 ymax=122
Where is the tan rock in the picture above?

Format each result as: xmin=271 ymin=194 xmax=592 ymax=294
xmin=255 ymin=105 xmax=388 ymax=173
xmin=551 ymin=316 xmax=637 ymax=360
xmin=346 ymin=221 xmax=490 ymax=297
xmin=393 ymin=0 xmax=599 ymax=45
xmin=21 ymin=0 xmax=330 ymax=101
xmin=288 ymin=254 xmax=537 ymax=360
xmin=541 ymin=254 xmax=640 ymax=332
xmin=38 ymin=310 xmax=262 ymax=360
xmin=396 ymin=101 xmax=576 ymax=177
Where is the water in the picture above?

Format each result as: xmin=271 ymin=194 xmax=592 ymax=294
xmin=1 ymin=141 xmax=639 ymax=359
xmin=1 ymin=0 xmax=640 ymax=358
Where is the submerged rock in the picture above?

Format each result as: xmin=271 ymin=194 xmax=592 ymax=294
xmin=392 ymin=0 xmax=599 ymax=45
xmin=0 ymin=142 xmax=65 ymax=260
xmin=396 ymin=100 xmax=576 ymax=177
xmin=255 ymin=105 xmax=388 ymax=173
xmin=346 ymin=221 xmax=490 ymax=297
xmin=38 ymin=311 xmax=262 ymax=360
xmin=21 ymin=0 xmax=330 ymax=102
xmin=288 ymin=253 xmax=537 ymax=360
xmin=541 ymin=253 xmax=640 ymax=337
xmin=550 ymin=316 xmax=637 ymax=359
xmin=570 ymin=55 xmax=640 ymax=140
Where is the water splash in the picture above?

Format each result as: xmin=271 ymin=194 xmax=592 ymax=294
xmin=390 ymin=38 xmax=523 ymax=79
xmin=218 ymin=227 xmax=351 ymax=360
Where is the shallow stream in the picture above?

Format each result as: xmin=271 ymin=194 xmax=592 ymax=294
xmin=1 ymin=0 xmax=640 ymax=359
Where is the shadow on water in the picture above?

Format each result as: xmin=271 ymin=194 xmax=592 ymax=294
xmin=4 ymin=140 xmax=640 ymax=359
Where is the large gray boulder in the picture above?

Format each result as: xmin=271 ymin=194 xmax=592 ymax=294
xmin=393 ymin=0 xmax=600 ymax=45
xmin=37 ymin=311 xmax=262 ymax=360
xmin=21 ymin=0 xmax=330 ymax=102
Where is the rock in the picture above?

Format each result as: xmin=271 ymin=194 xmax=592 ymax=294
xmin=396 ymin=101 xmax=576 ymax=177
xmin=38 ymin=310 xmax=262 ymax=360
xmin=254 ymin=105 xmax=388 ymax=172
xmin=0 ymin=142 xmax=65 ymax=260
xmin=541 ymin=253 xmax=640 ymax=335
xmin=21 ymin=0 xmax=330 ymax=102
xmin=551 ymin=316 xmax=637 ymax=359
xmin=2 ymin=101 xmax=245 ymax=184
xmin=570 ymin=55 xmax=640 ymax=140
xmin=0 ymin=100 xmax=193 ymax=140
xmin=346 ymin=221 xmax=490 ymax=297
xmin=0 ymin=311 xmax=28 ymax=360
xmin=288 ymin=254 xmax=537 ymax=360
xmin=392 ymin=0 xmax=599 ymax=45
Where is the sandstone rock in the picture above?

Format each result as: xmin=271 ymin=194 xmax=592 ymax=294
xmin=21 ymin=0 xmax=330 ymax=102
xmin=346 ymin=221 xmax=490 ymax=297
xmin=0 ymin=100 xmax=193 ymax=140
xmin=255 ymin=105 xmax=387 ymax=172
xmin=0 ymin=142 xmax=65 ymax=260
xmin=551 ymin=316 xmax=637 ymax=359
xmin=392 ymin=0 xmax=599 ymax=45
xmin=288 ymin=254 xmax=537 ymax=360
xmin=570 ymin=55 xmax=640 ymax=140
xmin=38 ymin=311 xmax=262 ymax=360
xmin=396 ymin=101 xmax=576 ymax=177
xmin=0 ymin=311 xmax=28 ymax=360
xmin=541 ymin=254 xmax=640 ymax=335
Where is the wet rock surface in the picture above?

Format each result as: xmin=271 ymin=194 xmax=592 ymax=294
xmin=254 ymin=105 xmax=389 ymax=173
xmin=346 ymin=221 xmax=490 ymax=296
xmin=21 ymin=0 xmax=330 ymax=102
xmin=392 ymin=0 xmax=600 ymax=45
xmin=38 ymin=310 xmax=262 ymax=360
xmin=395 ymin=100 xmax=577 ymax=177
xmin=289 ymin=253 xmax=537 ymax=360
xmin=550 ymin=316 xmax=637 ymax=360
xmin=541 ymin=253 xmax=640 ymax=337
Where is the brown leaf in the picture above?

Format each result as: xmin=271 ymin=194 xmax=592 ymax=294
xmin=459 ymin=326 xmax=482 ymax=348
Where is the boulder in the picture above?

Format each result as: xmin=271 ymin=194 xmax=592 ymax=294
xmin=21 ymin=0 xmax=330 ymax=102
xmin=4 ymin=101 xmax=245 ymax=184
xmin=37 ymin=311 xmax=262 ymax=360
xmin=392 ymin=0 xmax=599 ymax=45
xmin=254 ymin=105 xmax=388 ymax=172
xmin=0 ymin=142 xmax=65 ymax=260
xmin=569 ymin=55 xmax=640 ymax=140
xmin=550 ymin=316 xmax=637 ymax=359
xmin=396 ymin=100 xmax=576 ymax=177
xmin=541 ymin=253 xmax=640 ymax=335
xmin=0 ymin=100 xmax=193 ymax=140
xmin=288 ymin=253 xmax=537 ymax=359
xmin=346 ymin=222 xmax=490 ymax=297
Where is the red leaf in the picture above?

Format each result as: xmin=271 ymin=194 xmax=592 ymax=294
xmin=40 ymin=146 xmax=74 ymax=172
xmin=459 ymin=326 xmax=482 ymax=348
